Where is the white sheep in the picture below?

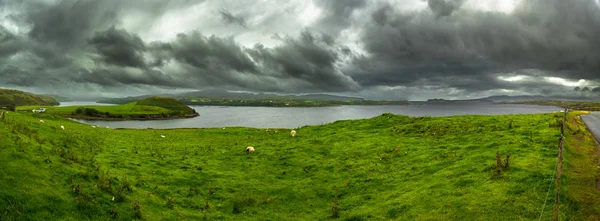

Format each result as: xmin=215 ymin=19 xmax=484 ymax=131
xmin=290 ymin=130 xmax=296 ymax=137
xmin=246 ymin=146 xmax=255 ymax=154
xmin=106 ymin=126 xmax=110 ymax=128
xmin=60 ymin=125 xmax=64 ymax=130
xmin=161 ymin=135 xmax=165 ymax=138
xmin=92 ymin=125 xmax=96 ymax=128
xmin=39 ymin=120 xmax=44 ymax=123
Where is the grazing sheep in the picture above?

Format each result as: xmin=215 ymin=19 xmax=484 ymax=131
xmin=290 ymin=130 xmax=296 ymax=137
xmin=92 ymin=125 xmax=96 ymax=128
xmin=246 ymin=146 xmax=255 ymax=154
xmin=39 ymin=120 xmax=44 ymax=123
xmin=106 ymin=126 xmax=110 ymax=128
xmin=60 ymin=125 xmax=64 ymax=130
xmin=161 ymin=135 xmax=165 ymax=138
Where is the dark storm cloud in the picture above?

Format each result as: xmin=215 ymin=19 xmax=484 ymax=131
xmin=246 ymin=31 xmax=359 ymax=91
xmin=1 ymin=0 xmax=600 ymax=99
xmin=170 ymin=31 xmax=256 ymax=73
xmin=219 ymin=9 xmax=247 ymax=28
xmin=427 ymin=0 xmax=466 ymax=17
xmin=0 ymin=25 xmax=24 ymax=58
xmin=349 ymin=0 xmax=600 ymax=95
xmin=26 ymin=0 xmax=118 ymax=49
xmin=162 ymin=30 xmax=358 ymax=92
xmin=89 ymin=26 xmax=147 ymax=68
xmin=313 ymin=0 xmax=366 ymax=36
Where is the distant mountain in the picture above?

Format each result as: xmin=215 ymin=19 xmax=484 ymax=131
xmin=0 ymin=88 xmax=60 ymax=108
xmin=97 ymin=90 xmax=366 ymax=104
xmin=484 ymin=95 xmax=596 ymax=102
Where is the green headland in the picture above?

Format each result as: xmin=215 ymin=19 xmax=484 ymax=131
xmin=17 ymin=96 xmax=199 ymax=121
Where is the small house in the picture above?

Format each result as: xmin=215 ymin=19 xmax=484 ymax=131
xmin=32 ymin=108 xmax=46 ymax=113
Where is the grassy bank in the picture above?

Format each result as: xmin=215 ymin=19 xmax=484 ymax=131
xmin=0 ymin=111 xmax=572 ymax=220
xmin=17 ymin=97 xmax=198 ymax=120
xmin=560 ymin=111 xmax=600 ymax=220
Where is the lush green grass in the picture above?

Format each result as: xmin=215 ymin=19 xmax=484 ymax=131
xmin=0 ymin=88 xmax=59 ymax=108
xmin=0 ymin=111 xmax=572 ymax=220
xmin=561 ymin=111 xmax=600 ymax=220
xmin=17 ymin=97 xmax=196 ymax=120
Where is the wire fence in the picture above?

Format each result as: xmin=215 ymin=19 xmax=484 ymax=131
xmin=552 ymin=110 xmax=567 ymax=221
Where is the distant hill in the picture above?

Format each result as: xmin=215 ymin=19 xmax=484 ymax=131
xmin=97 ymin=89 xmax=366 ymax=104
xmin=135 ymin=96 xmax=195 ymax=114
xmin=40 ymin=94 xmax=72 ymax=102
xmin=0 ymin=88 xmax=59 ymax=107
xmin=483 ymin=95 xmax=597 ymax=102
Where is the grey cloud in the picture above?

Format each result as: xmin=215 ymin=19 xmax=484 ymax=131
xmin=427 ymin=0 xmax=466 ymax=17
xmin=219 ymin=9 xmax=247 ymax=28
xmin=26 ymin=0 xmax=119 ymax=49
xmin=349 ymin=0 xmax=600 ymax=95
xmin=0 ymin=26 xmax=24 ymax=58
xmin=89 ymin=26 xmax=147 ymax=68
xmin=246 ymin=31 xmax=359 ymax=92
xmin=171 ymin=32 xmax=256 ymax=73
xmin=2 ymin=0 xmax=600 ymax=100
xmin=313 ymin=0 xmax=366 ymax=37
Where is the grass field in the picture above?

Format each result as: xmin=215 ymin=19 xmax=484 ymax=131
xmin=2 ymin=110 xmax=587 ymax=220
xmin=16 ymin=97 xmax=197 ymax=120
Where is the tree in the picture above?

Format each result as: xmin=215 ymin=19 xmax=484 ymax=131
xmin=574 ymin=86 xmax=581 ymax=92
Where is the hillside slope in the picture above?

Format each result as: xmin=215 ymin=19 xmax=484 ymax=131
xmin=2 ymin=111 xmax=592 ymax=220
xmin=0 ymin=88 xmax=59 ymax=107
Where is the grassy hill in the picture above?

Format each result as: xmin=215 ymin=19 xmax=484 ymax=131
xmin=40 ymin=94 xmax=72 ymax=102
xmin=0 ymin=88 xmax=59 ymax=108
xmin=17 ymin=97 xmax=197 ymax=120
xmin=96 ymin=90 xmax=409 ymax=107
xmin=1 ymin=111 xmax=598 ymax=220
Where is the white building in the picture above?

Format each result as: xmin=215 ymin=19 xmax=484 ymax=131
xmin=32 ymin=108 xmax=46 ymax=113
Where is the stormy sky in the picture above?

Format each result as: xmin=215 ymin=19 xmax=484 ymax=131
xmin=1 ymin=0 xmax=600 ymax=100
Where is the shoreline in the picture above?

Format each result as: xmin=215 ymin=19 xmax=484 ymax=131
xmin=63 ymin=112 xmax=200 ymax=121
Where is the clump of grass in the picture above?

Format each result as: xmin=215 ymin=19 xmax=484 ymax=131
xmin=208 ymin=183 xmax=215 ymax=195
xmin=132 ymin=201 xmax=142 ymax=219
xmin=72 ymin=184 xmax=81 ymax=195
xmin=188 ymin=187 xmax=200 ymax=196
xmin=166 ymin=196 xmax=175 ymax=209
xmin=492 ymin=152 xmax=511 ymax=177
xmin=231 ymin=194 xmax=257 ymax=214
xmin=109 ymin=208 xmax=118 ymax=218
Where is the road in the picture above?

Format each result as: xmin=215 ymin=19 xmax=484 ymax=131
xmin=580 ymin=111 xmax=600 ymax=190
xmin=581 ymin=112 xmax=600 ymax=141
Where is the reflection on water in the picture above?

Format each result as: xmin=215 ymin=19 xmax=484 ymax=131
xmin=69 ymin=102 xmax=560 ymax=129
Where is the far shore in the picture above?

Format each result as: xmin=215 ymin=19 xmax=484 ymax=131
xmin=61 ymin=112 xmax=200 ymax=121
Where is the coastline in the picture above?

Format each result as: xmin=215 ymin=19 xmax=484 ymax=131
xmin=63 ymin=112 xmax=200 ymax=121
